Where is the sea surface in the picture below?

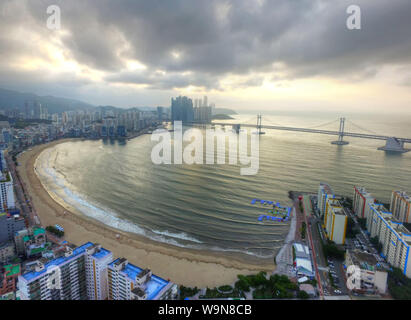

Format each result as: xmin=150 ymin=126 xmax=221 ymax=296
xmin=35 ymin=111 xmax=411 ymax=262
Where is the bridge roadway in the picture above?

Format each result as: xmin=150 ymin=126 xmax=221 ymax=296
xmin=212 ymin=122 xmax=411 ymax=143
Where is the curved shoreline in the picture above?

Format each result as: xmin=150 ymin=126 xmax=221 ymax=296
xmin=16 ymin=138 xmax=275 ymax=287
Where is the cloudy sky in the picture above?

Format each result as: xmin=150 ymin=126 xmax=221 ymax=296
xmin=0 ymin=0 xmax=411 ymax=113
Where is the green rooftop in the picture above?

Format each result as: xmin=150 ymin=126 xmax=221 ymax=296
xmin=33 ymin=227 xmax=45 ymax=236
xmin=4 ymin=264 xmax=20 ymax=277
xmin=30 ymin=247 xmax=46 ymax=255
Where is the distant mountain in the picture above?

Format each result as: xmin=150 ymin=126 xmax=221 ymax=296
xmin=0 ymin=87 xmax=94 ymax=114
xmin=212 ymin=108 xmax=237 ymax=115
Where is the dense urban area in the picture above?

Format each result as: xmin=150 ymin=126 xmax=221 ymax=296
xmin=0 ymin=97 xmax=411 ymax=300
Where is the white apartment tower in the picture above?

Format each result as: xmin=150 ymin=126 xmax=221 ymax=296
xmin=18 ymin=242 xmax=112 ymax=300
xmin=85 ymin=243 xmax=113 ymax=300
xmin=353 ymin=186 xmax=375 ymax=219
xmin=0 ymin=171 xmax=15 ymax=210
xmin=390 ymin=191 xmax=411 ymax=223
xmin=107 ymin=258 xmax=177 ymax=300
xmin=365 ymin=203 xmax=411 ymax=277
xmin=324 ymin=198 xmax=348 ymax=245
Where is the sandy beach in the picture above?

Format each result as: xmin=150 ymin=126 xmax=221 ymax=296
xmin=16 ymin=138 xmax=275 ymax=288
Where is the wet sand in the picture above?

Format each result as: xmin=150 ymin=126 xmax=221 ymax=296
xmin=16 ymin=139 xmax=275 ymax=287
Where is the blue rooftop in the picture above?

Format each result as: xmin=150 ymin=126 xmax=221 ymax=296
xmin=109 ymin=258 xmax=169 ymax=300
xmin=93 ymin=247 xmax=111 ymax=259
xmin=22 ymin=242 xmax=95 ymax=282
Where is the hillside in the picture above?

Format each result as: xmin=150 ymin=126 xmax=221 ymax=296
xmin=0 ymin=87 xmax=95 ymax=114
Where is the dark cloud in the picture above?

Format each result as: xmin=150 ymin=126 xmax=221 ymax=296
xmin=0 ymin=0 xmax=411 ymax=94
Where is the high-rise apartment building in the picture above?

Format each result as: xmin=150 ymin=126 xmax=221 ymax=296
xmin=353 ymin=186 xmax=375 ymax=218
xmin=107 ymin=258 xmax=177 ymax=300
xmin=0 ymin=171 xmax=15 ymax=210
xmin=318 ymin=183 xmax=334 ymax=216
xmin=171 ymin=96 xmax=194 ymax=123
xmin=0 ymin=212 xmax=25 ymax=244
xmin=390 ymin=191 xmax=411 ymax=223
xmin=324 ymin=198 xmax=348 ymax=245
xmin=18 ymin=242 xmax=111 ymax=300
xmin=85 ymin=244 xmax=113 ymax=300
xmin=365 ymin=203 xmax=411 ymax=277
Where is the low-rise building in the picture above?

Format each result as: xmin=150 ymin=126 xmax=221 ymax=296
xmin=345 ymin=250 xmax=388 ymax=294
xmin=0 ymin=264 xmax=21 ymax=295
xmin=15 ymin=227 xmax=48 ymax=258
xmin=293 ymin=243 xmax=315 ymax=278
xmin=299 ymin=283 xmax=316 ymax=297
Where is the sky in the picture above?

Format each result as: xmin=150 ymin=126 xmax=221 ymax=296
xmin=0 ymin=0 xmax=411 ymax=113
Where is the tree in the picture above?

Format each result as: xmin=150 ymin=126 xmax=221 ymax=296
xmin=297 ymin=290 xmax=310 ymax=299
xmin=322 ymin=240 xmax=345 ymax=260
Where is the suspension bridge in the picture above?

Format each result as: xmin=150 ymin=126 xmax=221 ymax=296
xmin=211 ymin=115 xmax=411 ymax=153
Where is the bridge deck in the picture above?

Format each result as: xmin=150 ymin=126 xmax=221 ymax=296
xmin=211 ymin=122 xmax=411 ymax=143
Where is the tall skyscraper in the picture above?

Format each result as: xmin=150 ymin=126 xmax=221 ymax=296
xmin=171 ymin=96 xmax=194 ymax=123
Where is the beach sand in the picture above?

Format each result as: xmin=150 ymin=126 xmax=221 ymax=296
xmin=16 ymin=139 xmax=275 ymax=288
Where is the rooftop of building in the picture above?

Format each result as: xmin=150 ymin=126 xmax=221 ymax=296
xmin=370 ymin=203 xmax=391 ymax=214
xmin=91 ymin=246 xmax=111 ymax=260
xmin=4 ymin=264 xmax=21 ymax=277
xmin=347 ymin=250 xmax=385 ymax=272
xmin=392 ymin=191 xmax=411 ymax=202
xmin=33 ymin=227 xmax=45 ymax=236
xmin=109 ymin=258 xmax=170 ymax=300
xmin=21 ymin=242 xmax=95 ymax=282
xmin=328 ymin=200 xmax=346 ymax=215
xmin=0 ymin=241 xmax=14 ymax=249
xmin=319 ymin=182 xmax=333 ymax=195
xmin=355 ymin=186 xmax=374 ymax=198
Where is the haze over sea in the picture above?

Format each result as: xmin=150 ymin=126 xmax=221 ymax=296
xmin=35 ymin=110 xmax=411 ymax=262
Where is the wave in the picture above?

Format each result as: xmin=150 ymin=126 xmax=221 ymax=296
xmin=35 ymin=147 xmax=275 ymax=259
xmin=151 ymin=229 xmax=203 ymax=244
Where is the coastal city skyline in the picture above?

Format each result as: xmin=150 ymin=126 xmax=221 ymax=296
xmin=0 ymin=1 xmax=411 ymax=114
xmin=1 ymin=0 xmax=411 ymax=311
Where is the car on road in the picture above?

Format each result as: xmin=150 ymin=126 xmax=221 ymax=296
xmin=334 ymin=289 xmax=342 ymax=294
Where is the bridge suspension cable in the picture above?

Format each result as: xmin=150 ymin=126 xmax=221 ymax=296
xmin=305 ymin=119 xmax=340 ymax=130
xmin=345 ymin=120 xmax=377 ymax=135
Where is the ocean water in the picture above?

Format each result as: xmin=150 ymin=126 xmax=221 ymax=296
xmin=35 ymin=111 xmax=411 ymax=261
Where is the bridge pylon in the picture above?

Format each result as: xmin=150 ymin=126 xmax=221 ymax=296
xmin=255 ymin=114 xmax=265 ymax=135
xmin=331 ymin=117 xmax=349 ymax=145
